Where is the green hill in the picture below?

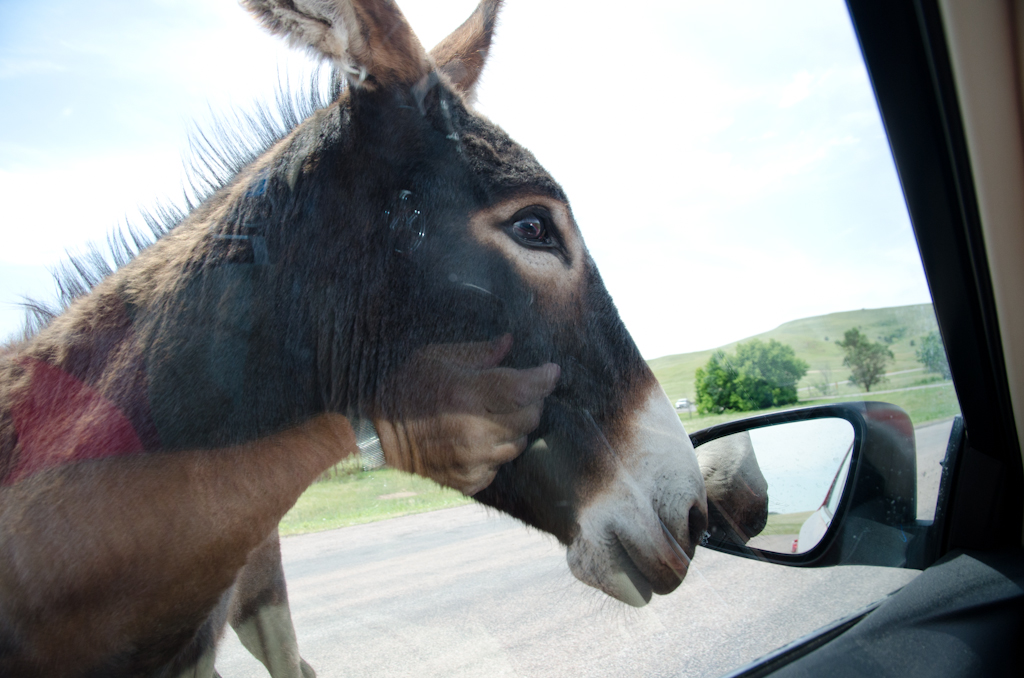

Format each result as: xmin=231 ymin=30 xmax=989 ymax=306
xmin=648 ymin=304 xmax=942 ymax=404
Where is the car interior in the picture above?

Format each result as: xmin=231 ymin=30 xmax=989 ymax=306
xmin=705 ymin=1 xmax=1024 ymax=675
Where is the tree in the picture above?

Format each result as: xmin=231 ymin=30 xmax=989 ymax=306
xmin=695 ymin=339 xmax=809 ymax=414
xmin=916 ymin=331 xmax=951 ymax=379
xmin=694 ymin=351 xmax=735 ymax=415
xmin=813 ymin=362 xmax=836 ymax=397
xmin=835 ymin=328 xmax=893 ymax=392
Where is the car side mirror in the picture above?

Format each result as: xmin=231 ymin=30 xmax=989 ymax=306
xmin=691 ymin=402 xmax=926 ymax=568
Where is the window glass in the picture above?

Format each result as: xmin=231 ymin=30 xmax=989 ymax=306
xmin=0 ymin=1 xmax=957 ymax=676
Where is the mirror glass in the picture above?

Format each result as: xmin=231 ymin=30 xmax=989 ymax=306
xmin=696 ymin=417 xmax=855 ymax=555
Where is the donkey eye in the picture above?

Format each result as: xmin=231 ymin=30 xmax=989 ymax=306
xmin=513 ymin=217 xmax=545 ymax=240
xmin=510 ymin=212 xmax=556 ymax=248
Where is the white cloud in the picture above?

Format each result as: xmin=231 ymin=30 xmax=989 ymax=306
xmin=778 ymin=70 xmax=816 ymax=108
xmin=0 ymin=148 xmax=185 ymax=266
xmin=0 ymin=57 xmax=64 ymax=79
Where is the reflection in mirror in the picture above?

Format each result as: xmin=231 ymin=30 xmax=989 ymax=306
xmin=697 ymin=418 xmax=855 ymax=555
xmin=695 ymin=431 xmax=769 ymax=546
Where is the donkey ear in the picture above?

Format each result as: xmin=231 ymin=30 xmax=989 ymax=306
xmin=429 ymin=0 xmax=503 ymax=100
xmin=242 ymin=0 xmax=431 ymax=88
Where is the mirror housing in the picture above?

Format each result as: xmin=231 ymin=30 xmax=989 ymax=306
xmin=691 ymin=402 xmax=926 ymax=568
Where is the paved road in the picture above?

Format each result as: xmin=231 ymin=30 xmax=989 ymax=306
xmin=215 ymin=518 xmax=915 ymax=677
xmin=213 ymin=420 xmax=953 ymax=678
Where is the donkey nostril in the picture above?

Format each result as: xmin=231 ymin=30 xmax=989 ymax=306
xmin=688 ymin=503 xmax=709 ymax=549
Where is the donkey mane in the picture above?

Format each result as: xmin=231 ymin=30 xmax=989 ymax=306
xmin=15 ymin=67 xmax=346 ymax=341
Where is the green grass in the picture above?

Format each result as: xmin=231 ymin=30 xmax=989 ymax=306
xmin=761 ymin=511 xmax=814 ymax=536
xmin=649 ymin=303 xmax=943 ymax=404
xmin=799 ymin=381 xmax=960 ymax=425
xmin=677 ymin=381 xmax=960 ymax=434
xmin=279 ymin=467 xmax=472 ymax=536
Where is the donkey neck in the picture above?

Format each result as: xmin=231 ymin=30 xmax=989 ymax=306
xmin=13 ymin=168 xmax=329 ymax=460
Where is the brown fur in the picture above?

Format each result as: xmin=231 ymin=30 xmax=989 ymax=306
xmin=430 ymin=0 xmax=503 ymax=98
xmin=347 ymin=0 xmax=432 ymax=86
xmin=0 ymin=414 xmax=355 ymax=675
xmin=243 ymin=0 xmax=432 ymax=88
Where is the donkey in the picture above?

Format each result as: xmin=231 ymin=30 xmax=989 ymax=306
xmin=0 ymin=0 xmax=711 ymax=675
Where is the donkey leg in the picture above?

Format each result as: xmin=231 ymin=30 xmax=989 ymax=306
xmin=163 ymin=587 xmax=232 ymax=678
xmin=167 ymin=645 xmax=218 ymax=678
xmin=229 ymin=527 xmax=315 ymax=678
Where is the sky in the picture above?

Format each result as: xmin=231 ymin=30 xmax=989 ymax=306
xmin=0 ymin=0 xmax=932 ymax=359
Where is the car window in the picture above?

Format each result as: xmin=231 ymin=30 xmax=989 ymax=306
xmin=0 ymin=1 xmax=958 ymax=677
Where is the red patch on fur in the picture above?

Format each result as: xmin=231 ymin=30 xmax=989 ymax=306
xmin=7 ymin=358 xmax=143 ymax=484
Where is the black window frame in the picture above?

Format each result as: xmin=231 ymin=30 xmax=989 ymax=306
xmin=846 ymin=0 xmax=1023 ymax=555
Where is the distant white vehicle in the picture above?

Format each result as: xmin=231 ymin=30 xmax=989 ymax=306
xmin=675 ymin=398 xmax=690 ymax=410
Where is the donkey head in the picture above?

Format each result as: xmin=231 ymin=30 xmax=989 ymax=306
xmin=243 ymin=0 xmax=707 ymax=607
